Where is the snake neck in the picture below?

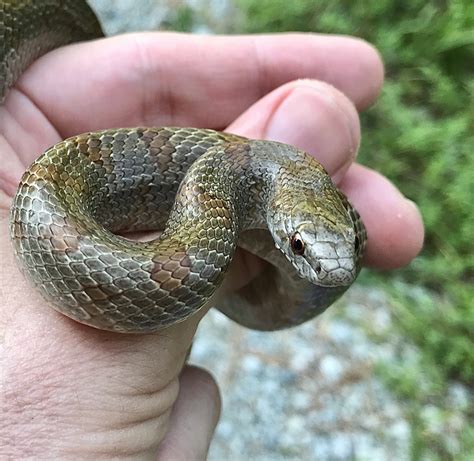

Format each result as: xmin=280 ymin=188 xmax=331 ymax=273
xmin=230 ymin=140 xmax=335 ymax=233
xmin=164 ymin=138 xmax=329 ymax=236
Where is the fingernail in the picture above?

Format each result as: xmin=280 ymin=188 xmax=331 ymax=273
xmin=402 ymin=198 xmax=424 ymax=227
xmin=405 ymin=198 xmax=421 ymax=213
xmin=402 ymin=198 xmax=425 ymax=256
xmin=264 ymin=80 xmax=360 ymax=173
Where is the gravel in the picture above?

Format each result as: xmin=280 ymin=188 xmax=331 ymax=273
xmin=191 ymin=287 xmax=412 ymax=460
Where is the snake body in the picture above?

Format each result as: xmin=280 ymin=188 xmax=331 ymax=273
xmin=4 ymin=0 xmax=366 ymax=332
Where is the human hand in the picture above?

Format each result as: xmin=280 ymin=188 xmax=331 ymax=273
xmin=0 ymin=33 xmax=423 ymax=458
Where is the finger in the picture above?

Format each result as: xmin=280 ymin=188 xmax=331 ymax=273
xmin=156 ymin=366 xmax=221 ymax=461
xmin=340 ymin=163 xmax=424 ymax=268
xmin=228 ymin=79 xmax=360 ymax=178
xmin=222 ymin=79 xmax=361 ymax=293
xmin=17 ymin=32 xmax=383 ymax=136
xmin=219 ymin=81 xmax=421 ymax=292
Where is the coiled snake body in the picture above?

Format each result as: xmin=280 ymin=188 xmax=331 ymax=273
xmin=4 ymin=0 xmax=366 ymax=332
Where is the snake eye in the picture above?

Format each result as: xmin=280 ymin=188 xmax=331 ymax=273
xmin=290 ymin=232 xmax=305 ymax=255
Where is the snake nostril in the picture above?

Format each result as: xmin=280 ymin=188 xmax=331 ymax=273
xmin=315 ymin=261 xmax=322 ymax=275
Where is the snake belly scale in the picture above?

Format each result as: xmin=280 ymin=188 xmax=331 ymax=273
xmin=4 ymin=0 xmax=367 ymax=333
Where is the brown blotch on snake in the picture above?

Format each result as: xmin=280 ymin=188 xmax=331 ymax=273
xmin=4 ymin=0 xmax=367 ymax=333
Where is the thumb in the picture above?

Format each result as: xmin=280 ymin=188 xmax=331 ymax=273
xmin=157 ymin=366 xmax=221 ymax=461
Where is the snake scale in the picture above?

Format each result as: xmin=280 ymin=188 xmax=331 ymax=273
xmin=3 ymin=0 xmax=367 ymax=333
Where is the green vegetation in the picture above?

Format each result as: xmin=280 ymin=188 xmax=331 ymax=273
xmin=231 ymin=0 xmax=473 ymax=459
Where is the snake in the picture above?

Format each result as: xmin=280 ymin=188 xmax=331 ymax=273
xmin=4 ymin=0 xmax=367 ymax=333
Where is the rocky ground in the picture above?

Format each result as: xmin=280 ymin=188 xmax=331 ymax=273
xmin=192 ymin=287 xmax=412 ymax=460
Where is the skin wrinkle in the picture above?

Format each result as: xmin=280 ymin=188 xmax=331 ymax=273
xmin=123 ymin=34 xmax=191 ymax=127
xmin=0 ymin=88 xmax=60 ymax=168
xmin=156 ymin=366 xmax=221 ymax=460
xmin=3 ymin=304 xmax=183 ymax=428
xmin=252 ymin=33 xmax=384 ymax=109
xmin=311 ymin=82 xmax=361 ymax=169
xmin=307 ymin=35 xmax=384 ymax=109
xmin=350 ymin=37 xmax=385 ymax=108
xmin=110 ymin=352 xmax=187 ymax=397
xmin=129 ymin=34 xmax=178 ymax=128
xmin=80 ymin=387 xmax=178 ymax=431
xmin=4 ymin=350 xmax=179 ymax=456
xmin=250 ymin=35 xmax=271 ymax=104
xmin=0 ymin=139 xmax=23 ymax=197
xmin=261 ymin=85 xmax=299 ymax=137
xmin=59 ymin=409 xmax=171 ymax=458
xmin=90 ymin=342 xmax=190 ymax=393
xmin=313 ymin=83 xmax=361 ymax=175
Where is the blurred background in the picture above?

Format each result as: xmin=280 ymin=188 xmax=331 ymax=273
xmin=90 ymin=1 xmax=473 ymax=459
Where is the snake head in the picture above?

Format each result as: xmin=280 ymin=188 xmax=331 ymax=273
xmin=269 ymin=185 xmax=365 ymax=288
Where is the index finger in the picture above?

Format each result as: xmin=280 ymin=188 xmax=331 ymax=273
xmin=16 ymin=32 xmax=384 ymax=137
